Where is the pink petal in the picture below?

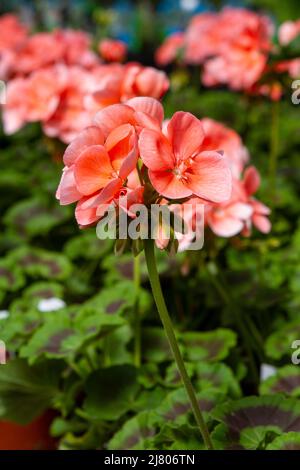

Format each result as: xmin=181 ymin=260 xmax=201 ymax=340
xmin=63 ymin=126 xmax=105 ymax=166
xmin=75 ymin=196 xmax=99 ymax=227
xmin=253 ymin=214 xmax=271 ymax=233
xmin=207 ymin=213 xmax=244 ymax=237
xmin=187 ymin=151 xmax=232 ymax=203
xmin=126 ymin=97 xmax=164 ymax=126
xmin=226 ymin=202 xmax=253 ymax=220
xmin=167 ymin=111 xmax=204 ymax=161
xmin=74 ymin=145 xmax=113 ymax=196
xmin=119 ymin=133 xmax=138 ymax=180
xmin=139 ymin=128 xmax=175 ymax=171
xmin=56 ymin=165 xmax=82 ymax=205
xmin=149 ymin=170 xmax=193 ymax=199
xmin=243 ymin=166 xmax=260 ymax=196
xmin=93 ymin=104 xmax=135 ymax=137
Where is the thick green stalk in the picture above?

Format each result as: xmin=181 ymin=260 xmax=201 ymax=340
xmin=144 ymin=239 xmax=214 ymax=450
xmin=133 ymin=254 xmax=142 ymax=367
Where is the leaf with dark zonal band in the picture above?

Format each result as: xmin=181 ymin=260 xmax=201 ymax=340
xmin=9 ymin=246 xmax=72 ymax=281
xmin=211 ymin=395 xmax=300 ymax=450
xmin=22 ymin=282 xmax=64 ymax=302
xmin=265 ymin=320 xmax=300 ymax=360
xmin=107 ymin=411 xmax=158 ymax=450
xmin=156 ymin=387 xmax=223 ymax=427
xmin=82 ymin=365 xmax=139 ymax=421
xmin=19 ymin=309 xmax=124 ymax=363
xmin=266 ymin=432 xmax=300 ymax=450
xmin=260 ymin=365 xmax=300 ymax=397
xmin=4 ymin=197 xmax=70 ymax=238
xmin=180 ymin=328 xmax=237 ymax=362
xmin=0 ymin=259 xmax=25 ymax=293
xmin=142 ymin=327 xmax=173 ymax=363
xmin=194 ymin=363 xmax=242 ymax=398
xmin=0 ymin=359 xmax=63 ymax=424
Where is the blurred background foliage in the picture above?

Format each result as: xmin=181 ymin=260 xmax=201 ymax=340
xmin=0 ymin=0 xmax=300 ymax=451
xmin=1 ymin=0 xmax=300 ymax=61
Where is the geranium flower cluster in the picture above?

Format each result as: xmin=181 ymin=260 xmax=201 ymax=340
xmin=0 ymin=14 xmax=169 ymax=143
xmin=156 ymin=7 xmax=300 ymax=96
xmin=56 ymin=97 xmax=270 ymax=250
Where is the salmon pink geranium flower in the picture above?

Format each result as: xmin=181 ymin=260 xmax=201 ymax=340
xmin=139 ymin=112 xmax=232 ymax=202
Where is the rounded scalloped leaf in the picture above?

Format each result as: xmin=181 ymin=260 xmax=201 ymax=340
xmin=260 ymin=366 xmax=300 ymax=397
xmin=0 ymin=259 xmax=25 ymax=293
xmin=181 ymin=328 xmax=237 ymax=362
xmin=142 ymin=327 xmax=173 ymax=363
xmin=211 ymin=395 xmax=300 ymax=450
xmin=8 ymin=247 xmax=73 ymax=281
xmin=4 ymin=197 xmax=71 ymax=238
xmin=64 ymin=232 xmax=112 ymax=261
xmin=23 ymin=282 xmax=64 ymax=302
xmin=19 ymin=306 xmax=125 ymax=363
xmin=107 ymin=411 xmax=157 ymax=450
xmin=82 ymin=365 xmax=139 ymax=422
xmin=265 ymin=320 xmax=300 ymax=360
xmin=194 ymin=362 xmax=242 ymax=398
xmin=156 ymin=387 xmax=223 ymax=428
xmin=266 ymin=432 xmax=300 ymax=450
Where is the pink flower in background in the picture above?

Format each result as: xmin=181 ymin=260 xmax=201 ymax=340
xmin=155 ymin=8 xmax=274 ymax=92
xmin=0 ymin=14 xmax=28 ymax=79
xmin=206 ymin=166 xmax=271 ymax=237
xmin=202 ymin=47 xmax=268 ymax=90
xmin=0 ymin=14 xmax=28 ymax=52
xmin=275 ymin=59 xmax=300 ymax=79
xmin=121 ymin=64 xmax=169 ymax=100
xmin=99 ymin=39 xmax=127 ymax=63
xmin=139 ymin=111 xmax=231 ymax=202
xmin=155 ymin=32 xmax=184 ymax=66
xmin=279 ymin=20 xmax=300 ymax=46
xmin=184 ymin=13 xmax=219 ymax=64
xmin=242 ymin=166 xmax=271 ymax=235
xmin=201 ymin=118 xmax=249 ymax=178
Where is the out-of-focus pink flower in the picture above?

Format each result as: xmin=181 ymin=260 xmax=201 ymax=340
xmin=279 ymin=20 xmax=300 ymax=46
xmin=4 ymin=29 xmax=99 ymax=77
xmin=139 ymin=111 xmax=231 ymax=202
xmin=122 ymin=64 xmax=169 ymax=100
xmin=3 ymin=66 xmax=64 ymax=134
xmin=184 ymin=13 xmax=219 ymax=64
xmin=242 ymin=166 xmax=271 ymax=235
xmin=0 ymin=14 xmax=28 ymax=79
xmin=155 ymin=32 xmax=184 ymax=66
xmin=202 ymin=47 xmax=268 ymax=91
xmin=201 ymin=118 xmax=249 ymax=178
xmin=275 ymin=59 xmax=300 ymax=79
xmin=206 ymin=166 xmax=271 ymax=237
xmin=89 ymin=64 xmax=169 ymax=112
xmin=0 ymin=14 xmax=28 ymax=52
xmin=99 ymin=38 xmax=127 ymax=63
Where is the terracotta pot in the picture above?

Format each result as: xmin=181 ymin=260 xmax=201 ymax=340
xmin=0 ymin=411 xmax=57 ymax=450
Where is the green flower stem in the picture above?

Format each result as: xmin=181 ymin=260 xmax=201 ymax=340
xmin=133 ymin=253 xmax=142 ymax=367
xmin=269 ymin=100 xmax=280 ymax=205
xmin=144 ymin=239 xmax=214 ymax=450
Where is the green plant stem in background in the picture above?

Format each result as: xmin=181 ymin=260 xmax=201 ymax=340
xmin=144 ymin=239 xmax=214 ymax=450
xmin=133 ymin=254 xmax=141 ymax=368
xmin=269 ymin=100 xmax=280 ymax=205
